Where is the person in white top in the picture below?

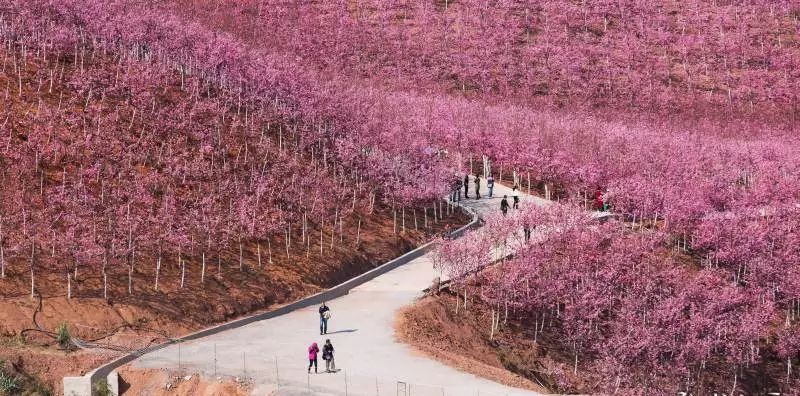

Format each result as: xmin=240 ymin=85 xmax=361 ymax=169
xmin=512 ymin=185 xmax=520 ymax=209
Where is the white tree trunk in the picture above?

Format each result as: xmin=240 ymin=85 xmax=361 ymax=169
xmin=180 ymin=259 xmax=186 ymax=289
xmin=490 ymin=308 xmax=496 ymax=340
xmin=67 ymin=271 xmax=71 ymax=299
xmin=788 ymin=356 xmax=792 ymax=381
xmin=574 ymin=351 xmax=579 ymax=375
xmin=527 ymin=172 xmax=531 ymax=195
xmin=356 ymin=218 xmax=362 ymax=247
xmin=201 ymin=252 xmax=206 ymax=284
xmin=102 ymin=249 xmax=108 ymax=300
xmin=369 ymin=193 xmax=375 ymax=214
xmin=30 ymin=242 xmax=35 ymax=299
xmin=154 ymin=255 xmax=161 ymax=291
xmin=285 ymin=229 xmax=290 ymax=259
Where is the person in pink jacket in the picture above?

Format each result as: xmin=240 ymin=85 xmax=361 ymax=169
xmin=308 ymin=342 xmax=320 ymax=373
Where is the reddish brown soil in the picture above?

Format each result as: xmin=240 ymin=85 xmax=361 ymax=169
xmin=117 ymin=366 xmax=251 ymax=396
xmin=399 ymin=284 xmax=791 ymax=395
xmin=396 ymin=293 xmax=551 ymax=394
xmin=0 ymin=342 xmax=113 ymax=395
xmin=0 ymin=206 xmax=469 ymax=395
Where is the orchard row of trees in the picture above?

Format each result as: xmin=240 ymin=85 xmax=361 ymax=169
xmin=3 ymin=3 xmax=800 ymax=393
xmin=0 ymin=2 xmax=457 ymax=300
xmin=174 ymin=0 xmax=800 ymax=121
xmin=436 ymin=202 xmax=800 ymax=394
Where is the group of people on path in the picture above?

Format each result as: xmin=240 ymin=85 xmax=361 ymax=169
xmin=307 ymin=339 xmax=336 ymax=374
xmin=450 ymin=174 xmax=524 ymax=216
xmin=308 ymin=302 xmax=337 ymax=374
xmin=450 ymin=174 xmax=499 ymax=202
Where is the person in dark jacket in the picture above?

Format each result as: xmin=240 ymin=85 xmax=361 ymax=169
xmin=500 ymin=195 xmax=509 ymax=216
xmin=523 ymin=222 xmax=532 ymax=242
xmin=463 ymin=174 xmax=469 ymax=198
xmin=319 ymin=302 xmax=330 ymax=335
xmin=322 ymin=339 xmax=336 ymax=373
xmin=308 ymin=342 xmax=319 ymax=373
xmin=474 ymin=174 xmax=481 ymax=199
xmin=451 ymin=178 xmax=462 ymax=202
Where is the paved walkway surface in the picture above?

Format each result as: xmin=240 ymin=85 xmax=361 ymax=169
xmin=133 ymin=179 xmax=548 ymax=396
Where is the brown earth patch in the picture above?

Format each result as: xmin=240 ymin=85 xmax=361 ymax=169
xmin=396 ymin=293 xmax=550 ymax=394
xmin=117 ymin=366 xmax=251 ymax=396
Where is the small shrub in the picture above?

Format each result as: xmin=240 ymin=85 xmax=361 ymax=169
xmin=93 ymin=379 xmax=115 ymax=396
xmin=0 ymin=371 xmax=20 ymax=394
xmin=56 ymin=323 xmax=72 ymax=350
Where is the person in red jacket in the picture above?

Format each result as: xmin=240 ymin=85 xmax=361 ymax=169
xmin=308 ymin=342 xmax=320 ymax=373
xmin=595 ymin=188 xmax=604 ymax=211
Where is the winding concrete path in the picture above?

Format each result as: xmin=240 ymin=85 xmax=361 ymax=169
xmin=133 ymin=180 xmax=547 ymax=396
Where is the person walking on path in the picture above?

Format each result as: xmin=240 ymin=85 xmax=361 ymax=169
xmin=500 ymin=195 xmax=509 ymax=216
xmin=463 ymin=174 xmax=470 ymax=198
xmin=308 ymin=342 xmax=320 ymax=373
xmin=523 ymin=222 xmax=532 ymax=243
xmin=512 ymin=185 xmax=520 ymax=209
xmin=322 ymin=339 xmax=336 ymax=373
xmin=474 ymin=174 xmax=481 ymax=199
xmin=319 ymin=302 xmax=331 ymax=335
xmin=595 ymin=188 xmax=606 ymax=211
xmin=487 ymin=175 xmax=495 ymax=197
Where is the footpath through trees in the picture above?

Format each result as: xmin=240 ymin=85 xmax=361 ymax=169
xmin=126 ymin=180 xmax=544 ymax=396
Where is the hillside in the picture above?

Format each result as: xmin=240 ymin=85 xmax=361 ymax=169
xmin=0 ymin=3 xmax=469 ymax=393
xmin=172 ymin=0 xmax=800 ymax=121
xmin=1 ymin=1 xmax=799 ymax=395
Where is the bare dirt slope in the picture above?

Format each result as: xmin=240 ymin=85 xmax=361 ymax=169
xmin=396 ymin=294 xmax=551 ymax=393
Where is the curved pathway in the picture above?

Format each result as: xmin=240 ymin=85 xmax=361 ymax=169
xmin=133 ymin=180 xmax=547 ymax=396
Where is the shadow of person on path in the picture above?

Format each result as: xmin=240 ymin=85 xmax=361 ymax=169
xmin=322 ymin=329 xmax=358 ymax=335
